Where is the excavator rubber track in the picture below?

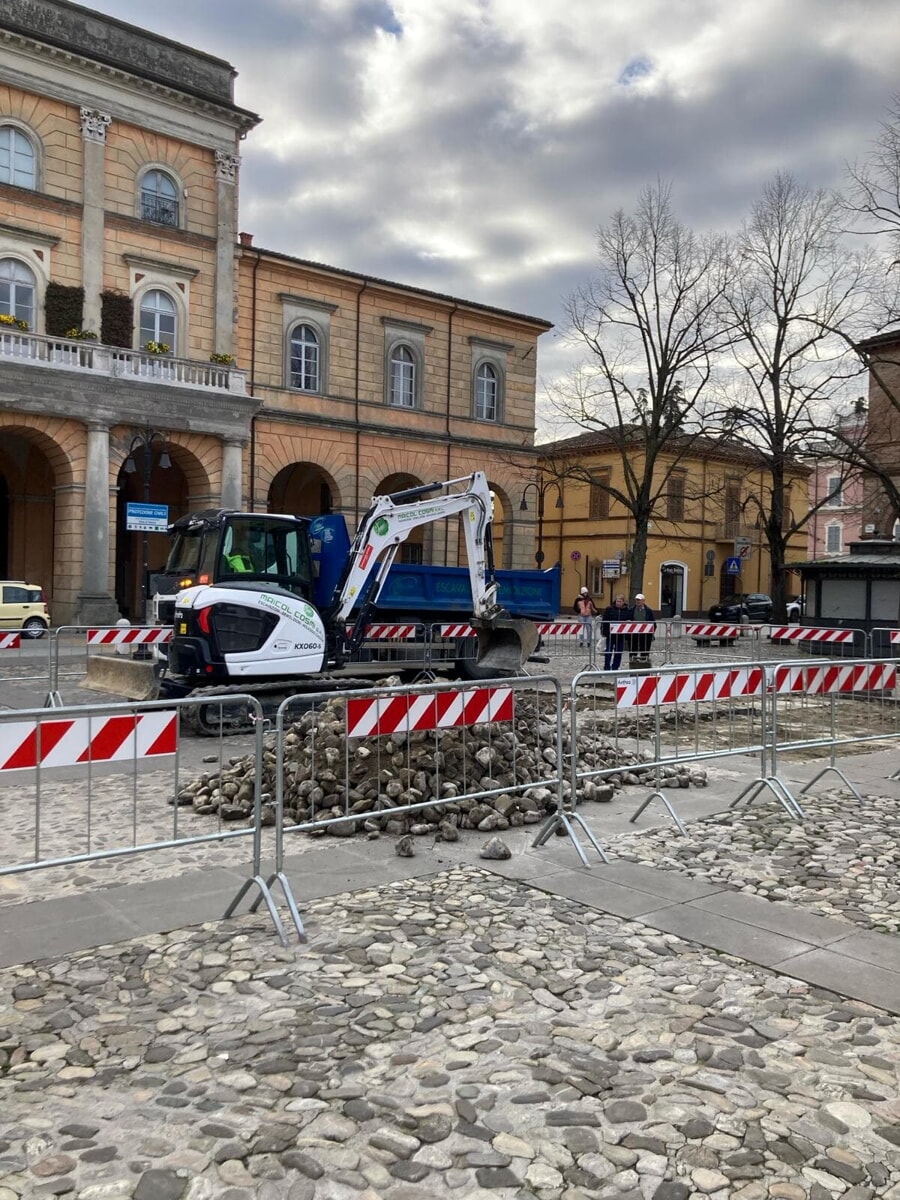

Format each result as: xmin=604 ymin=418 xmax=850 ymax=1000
xmin=166 ymin=677 xmax=380 ymax=736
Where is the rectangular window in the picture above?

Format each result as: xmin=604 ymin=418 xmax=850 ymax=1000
xmin=724 ymin=479 xmax=742 ymax=538
xmin=826 ymin=475 xmax=843 ymax=507
xmin=589 ymin=473 xmax=610 ymax=520
xmin=667 ymin=472 xmax=685 ymax=521
xmin=826 ymin=524 xmax=842 ymax=553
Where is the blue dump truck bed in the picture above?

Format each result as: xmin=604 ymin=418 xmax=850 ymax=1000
xmin=309 ymin=514 xmax=560 ymax=621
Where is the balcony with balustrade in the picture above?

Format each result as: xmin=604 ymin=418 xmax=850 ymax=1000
xmin=0 ymin=329 xmax=246 ymax=394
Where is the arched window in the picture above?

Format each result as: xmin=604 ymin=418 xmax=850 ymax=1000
xmin=0 ymin=258 xmax=35 ymax=327
xmin=475 ymin=362 xmax=498 ymax=421
xmin=0 ymin=126 xmax=36 ymax=189
xmin=290 ymin=324 xmax=320 ymax=392
xmin=390 ymin=344 xmax=416 ymax=408
xmin=139 ymin=289 xmax=177 ymax=353
xmin=140 ymin=169 xmax=179 ymax=227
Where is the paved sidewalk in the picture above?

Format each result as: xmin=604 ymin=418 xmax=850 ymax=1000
xmin=3 ymin=747 xmax=900 ymax=1014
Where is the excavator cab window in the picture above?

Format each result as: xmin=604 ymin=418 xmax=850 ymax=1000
xmin=218 ymin=515 xmax=313 ymax=600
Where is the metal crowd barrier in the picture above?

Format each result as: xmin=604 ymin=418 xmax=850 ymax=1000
xmin=268 ymin=674 xmax=575 ymax=922
xmin=0 ymin=630 xmax=54 ymax=687
xmin=44 ymin=624 xmax=172 ymax=707
xmin=0 ymin=692 xmax=302 ymax=947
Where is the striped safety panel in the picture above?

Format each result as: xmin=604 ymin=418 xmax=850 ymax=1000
xmin=682 ymin=623 xmax=743 ymax=638
xmin=609 ymin=622 xmax=657 ymax=635
xmin=889 ymin=631 xmax=900 ymax=645
xmin=0 ymin=711 xmax=178 ymax=772
xmin=772 ymin=663 xmax=897 ymax=696
xmin=536 ymin=622 xmax=581 ymax=636
xmin=617 ymin=667 xmax=764 ymax=709
xmin=346 ymin=686 xmax=514 ymax=738
xmin=436 ymin=624 xmax=477 ymax=638
xmin=345 ymin=624 xmax=419 ymax=640
xmin=768 ymin=626 xmax=854 ymax=643
xmin=0 ymin=633 xmax=21 ymax=650
xmin=86 ymin=627 xmax=173 ymax=645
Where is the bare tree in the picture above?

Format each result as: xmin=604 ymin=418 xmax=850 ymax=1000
xmin=551 ymin=181 xmax=738 ymax=591
xmin=718 ymin=173 xmax=876 ymax=615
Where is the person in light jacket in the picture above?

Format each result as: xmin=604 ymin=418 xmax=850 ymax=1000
xmin=574 ymin=587 xmax=598 ymax=646
xmin=628 ymin=592 xmax=656 ymax=667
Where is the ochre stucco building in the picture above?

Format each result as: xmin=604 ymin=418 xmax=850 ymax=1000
xmin=0 ymin=1 xmax=550 ymax=623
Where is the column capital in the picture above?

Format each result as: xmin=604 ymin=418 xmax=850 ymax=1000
xmin=80 ymin=108 xmax=112 ymax=144
xmin=215 ymin=151 xmax=240 ymax=184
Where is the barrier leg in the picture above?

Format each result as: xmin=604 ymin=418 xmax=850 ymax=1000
xmin=731 ymin=776 xmax=804 ymax=820
xmin=799 ymin=765 xmax=864 ymax=804
xmin=629 ymin=790 xmax=687 ymax=837
xmin=224 ymin=875 xmax=290 ymax=947
xmin=532 ymin=805 xmax=609 ymax=866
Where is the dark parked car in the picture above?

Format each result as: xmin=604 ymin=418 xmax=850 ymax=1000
xmin=708 ymin=593 xmax=774 ymax=624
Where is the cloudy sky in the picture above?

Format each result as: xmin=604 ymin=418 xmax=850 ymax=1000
xmin=90 ymin=0 xmax=900 ymax=433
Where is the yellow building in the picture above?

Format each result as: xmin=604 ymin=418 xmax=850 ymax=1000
xmin=537 ymin=431 xmax=809 ymax=616
xmin=0 ymin=1 xmax=550 ymax=623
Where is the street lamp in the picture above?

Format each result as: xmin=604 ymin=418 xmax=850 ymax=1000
xmin=124 ymin=430 xmax=171 ymax=621
xmin=520 ymin=477 xmax=563 ymax=567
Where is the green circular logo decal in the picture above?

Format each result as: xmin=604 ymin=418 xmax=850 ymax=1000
xmin=373 ymin=517 xmax=390 ymax=536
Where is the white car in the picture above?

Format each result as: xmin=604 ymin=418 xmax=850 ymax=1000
xmin=786 ymin=596 xmax=805 ymax=622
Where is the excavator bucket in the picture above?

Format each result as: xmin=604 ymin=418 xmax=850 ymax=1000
xmin=471 ymin=615 xmax=539 ymax=673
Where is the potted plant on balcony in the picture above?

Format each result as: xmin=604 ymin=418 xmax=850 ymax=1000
xmin=65 ymin=327 xmax=98 ymax=341
xmin=209 ymin=352 xmax=235 ymax=366
xmin=144 ymin=340 xmax=171 ymax=355
xmin=0 ymin=313 xmax=29 ymax=331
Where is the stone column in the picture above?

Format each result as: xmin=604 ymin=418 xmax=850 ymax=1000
xmin=80 ymin=108 xmax=111 ymax=333
xmin=215 ymin=151 xmax=240 ymax=357
xmin=74 ymin=422 xmax=120 ymax=624
xmin=221 ymin=439 xmax=243 ymax=510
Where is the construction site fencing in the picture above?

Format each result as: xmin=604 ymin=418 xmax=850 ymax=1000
xmin=0 ymin=691 xmax=304 ymax=946
xmin=43 ymin=624 xmax=172 ymax=707
xmin=271 ymin=673 xmax=577 ymax=880
xmin=0 ymin=629 xmax=53 ymax=688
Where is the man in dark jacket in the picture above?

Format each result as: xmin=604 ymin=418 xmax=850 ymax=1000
xmin=601 ymin=593 xmax=629 ymax=670
xmin=628 ymin=593 xmax=656 ymax=667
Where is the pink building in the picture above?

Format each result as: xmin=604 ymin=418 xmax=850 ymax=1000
xmin=806 ymin=406 xmax=867 ymax=558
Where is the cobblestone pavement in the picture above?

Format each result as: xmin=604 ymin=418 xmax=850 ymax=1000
xmin=2 ymin=864 xmax=900 ymax=1200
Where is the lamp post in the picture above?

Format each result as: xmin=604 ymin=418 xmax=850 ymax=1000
xmin=124 ymin=430 xmax=171 ymax=621
xmin=520 ymin=477 xmax=563 ymax=567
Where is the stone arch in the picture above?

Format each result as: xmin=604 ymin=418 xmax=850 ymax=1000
xmin=374 ymin=472 xmax=429 ymax=563
xmin=0 ymin=414 xmax=77 ymax=612
xmin=269 ymin=462 xmax=341 ymax=516
xmin=110 ymin=427 xmax=211 ymax=620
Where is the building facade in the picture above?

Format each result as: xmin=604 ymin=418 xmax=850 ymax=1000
xmin=803 ymin=405 xmax=867 ymax=560
xmin=537 ymin=432 xmax=809 ymax=616
xmin=0 ymin=1 xmax=549 ymax=624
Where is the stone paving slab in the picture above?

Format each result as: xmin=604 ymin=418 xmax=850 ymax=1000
xmin=638 ymin=901 xmax=822 ymax=970
xmin=688 ymin=889 xmax=854 ymax=946
xmin=772 ymin=945 xmax=900 ymax=1014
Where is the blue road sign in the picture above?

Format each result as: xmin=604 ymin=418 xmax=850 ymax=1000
xmin=725 ymin=556 xmax=742 ymax=575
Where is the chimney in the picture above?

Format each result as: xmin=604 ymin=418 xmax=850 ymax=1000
xmin=239 ymin=232 xmax=253 ymax=247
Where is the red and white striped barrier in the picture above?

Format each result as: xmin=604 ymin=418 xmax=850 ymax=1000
xmin=773 ymin=663 xmax=896 ymax=695
xmin=889 ymin=631 xmax=900 ymax=645
xmin=768 ymin=626 xmax=854 ymax=643
xmin=609 ymin=622 xmax=657 ymax=635
xmin=0 ymin=633 xmax=21 ymax=650
xmin=617 ymin=667 xmax=764 ymax=709
xmin=683 ymin=623 xmax=743 ymax=639
xmin=437 ymin=623 xmax=476 ymax=638
xmin=346 ymin=624 xmax=419 ymax=640
xmin=86 ymin=627 xmax=173 ymax=646
xmin=0 ymin=711 xmax=178 ymax=772
xmin=347 ymin=686 xmax=513 ymax=737
xmin=537 ymin=622 xmax=581 ymax=636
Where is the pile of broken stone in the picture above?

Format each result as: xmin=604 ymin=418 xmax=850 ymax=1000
xmin=172 ymin=693 xmax=707 ymax=842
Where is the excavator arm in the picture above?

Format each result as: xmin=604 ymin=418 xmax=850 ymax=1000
xmin=327 ymin=472 xmax=537 ymax=672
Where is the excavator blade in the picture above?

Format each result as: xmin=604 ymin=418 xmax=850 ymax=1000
xmin=471 ymin=616 xmax=539 ymax=673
